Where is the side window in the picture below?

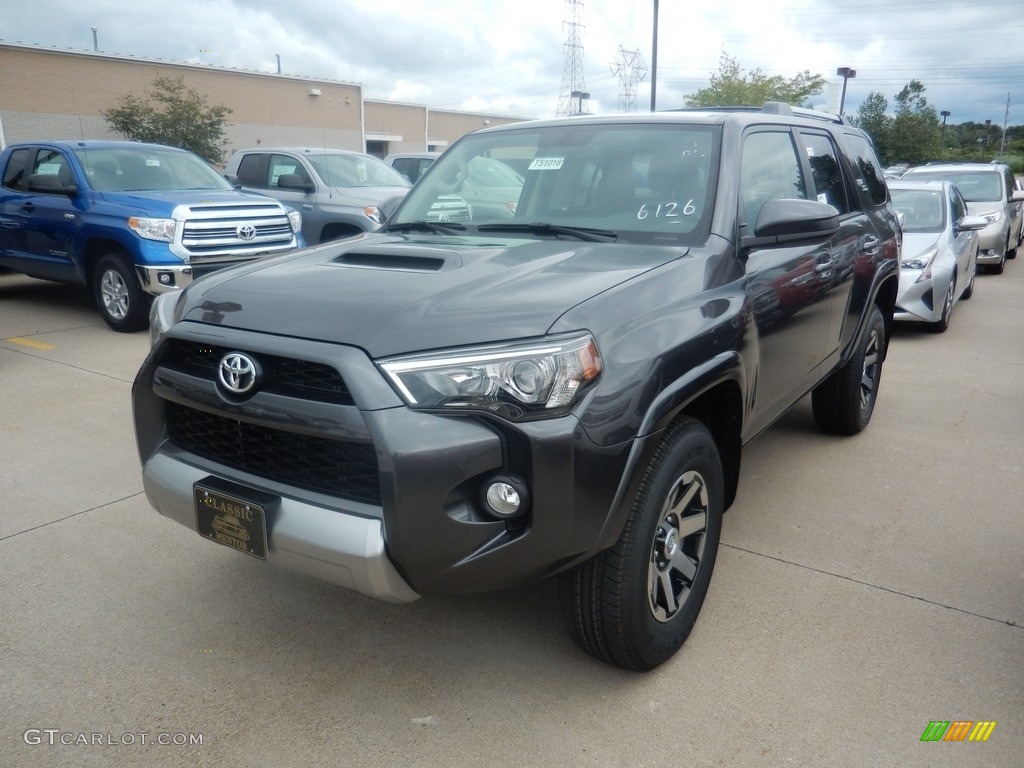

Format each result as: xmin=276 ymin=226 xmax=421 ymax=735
xmin=739 ymin=130 xmax=806 ymax=229
xmin=951 ymin=187 xmax=967 ymax=222
xmin=235 ymin=154 xmax=265 ymax=187
xmin=269 ymin=154 xmax=309 ymax=188
xmin=28 ymin=149 xmax=75 ymax=194
xmin=2 ymin=148 xmax=31 ymax=191
xmin=842 ymin=132 xmax=888 ymax=206
xmin=799 ymin=131 xmax=850 ymax=214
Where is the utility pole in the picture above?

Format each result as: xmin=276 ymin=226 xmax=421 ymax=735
xmin=611 ymin=47 xmax=648 ymax=113
xmin=556 ymin=0 xmax=588 ymax=117
xmin=650 ymin=0 xmax=659 ymax=111
xmin=999 ymin=92 xmax=1011 ymax=156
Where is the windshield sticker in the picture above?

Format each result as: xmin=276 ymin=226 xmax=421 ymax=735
xmin=529 ymin=157 xmax=564 ymax=171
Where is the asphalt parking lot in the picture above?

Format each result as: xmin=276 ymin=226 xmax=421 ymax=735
xmin=1 ymin=260 xmax=1021 ymax=768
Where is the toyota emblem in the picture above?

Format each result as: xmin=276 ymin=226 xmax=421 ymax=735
xmin=237 ymin=224 xmax=257 ymax=240
xmin=218 ymin=352 xmax=259 ymax=395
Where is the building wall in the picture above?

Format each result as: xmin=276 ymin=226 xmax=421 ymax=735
xmin=0 ymin=43 xmax=526 ymax=161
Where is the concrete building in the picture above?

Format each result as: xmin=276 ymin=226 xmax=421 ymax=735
xmin=0 ymin=42 xmax=526 ymax=162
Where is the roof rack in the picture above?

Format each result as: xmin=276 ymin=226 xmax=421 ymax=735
xmin=663 ymin=102 xmax=851 ymax=126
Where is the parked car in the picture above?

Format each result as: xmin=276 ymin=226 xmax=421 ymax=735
xmin=0 ymin=140 xmax=303 ymax=331
xmin=883 ymin=163 xmax=909 ymax=179
xmin=901 ymin=162 xmax=1024 ymax=273
xmin=224 ymin=148 xmax=414 ymax=244
xmin=134 ymin=103 xmax=901 ymax=670
xmin=385 ymin=152 xmax=441 ymax=184
xmin=888 ymin=179 xmax=987 ymax=332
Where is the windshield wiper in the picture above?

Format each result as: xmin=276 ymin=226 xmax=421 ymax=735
xmin=384 ymin=220 xmax=469 ymax=236
xmin=476 ymin=222 xmax=618 ymax=242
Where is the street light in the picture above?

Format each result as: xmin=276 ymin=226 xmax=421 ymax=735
xmin=940 ymin=110 xmax=951 ymax=146
xmin=836 ymin=67 xmax=856 ymax=115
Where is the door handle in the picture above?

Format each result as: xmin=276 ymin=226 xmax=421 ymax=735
xmin=814 ymin=258 xmax=835 ymax=276
xmin=861 ymin=236 xmax=880 ymax=255
xmin=21 ymin=203 xmax=35 ymax=213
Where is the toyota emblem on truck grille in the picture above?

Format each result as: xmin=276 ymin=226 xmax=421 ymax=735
xmin=218 ymin=352 xmax=259 ymax=395
xmin=237 ymin=224 xmax=257 ymax=240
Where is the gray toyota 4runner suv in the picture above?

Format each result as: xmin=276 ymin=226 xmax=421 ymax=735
xmin=134 ymin=104 xmax=900 ymax=670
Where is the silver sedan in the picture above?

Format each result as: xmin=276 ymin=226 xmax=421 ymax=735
xmin=888 ymin=179 xmax=987 ymax=332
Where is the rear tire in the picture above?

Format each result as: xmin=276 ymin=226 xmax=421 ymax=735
xmin=812 ymin=304 xmax=886 ymax=435
xmin=93 ymin=254 xmax=150 ymax=332
xmin=559 ymin=418 xmax=723 ymax=671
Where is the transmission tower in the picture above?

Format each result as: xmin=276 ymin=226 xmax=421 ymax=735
xmin=556 ymin=0 xmax=589 ymax=117
xmin=611 ymin=47 xmax=648 ymax=113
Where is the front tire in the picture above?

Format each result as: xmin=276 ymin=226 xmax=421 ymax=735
xmin=559 ymin=418 xmax=723 ymax=671
xmin=812 ymin=304 xmax=886 ymax=435
xmin=929 ymin=274 xmax=955 ymax=333
xmin=93 ymin=254 xmax=150 ymax=332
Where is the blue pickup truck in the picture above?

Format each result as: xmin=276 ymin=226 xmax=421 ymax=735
xmin=0 ymin=140 xmax=304 ymax=331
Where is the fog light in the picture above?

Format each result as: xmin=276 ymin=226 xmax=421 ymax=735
xmin=481 ymin=474 xmax=530 ymax=520
xmin=158 ymin=271 xmax=174 ymax=286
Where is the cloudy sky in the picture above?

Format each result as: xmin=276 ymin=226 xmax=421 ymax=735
xmin=2 ymin=0 xmax=1022 ymax=125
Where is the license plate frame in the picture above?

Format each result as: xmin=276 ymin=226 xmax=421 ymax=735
xmin=194 ymin=483 xmax=269 ymax=560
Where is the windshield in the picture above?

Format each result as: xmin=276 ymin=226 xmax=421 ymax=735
xmin=906 ymin=170 xmax=1001 ymax=203
xmin=890 ymin=188 xmax=946 ymax=233
xmin=74 ymin=146 xmax=232 ymax=192
xmin=392 ymin=123 xmax=717 ymax=243
xmin=306 ymin=153 xmax=411 ymax=189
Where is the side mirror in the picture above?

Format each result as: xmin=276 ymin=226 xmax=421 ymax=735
xmin=27 ymin=173 xmax=77 ymax=197
xmin=276 ymin=173 xmax=315 ymax=193
xmin=956 ymin=215 xmax=989 ymax=232
xmin=745 ymin=198 xmax=840 ymax=246
xmin=224 ymin=173 xmax=242 ymax=189
xmin=377 ymin=194 xmax=405 ymax=225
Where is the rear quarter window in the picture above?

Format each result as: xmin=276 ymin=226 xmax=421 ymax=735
xmin=842 ymin=132 xmax=888 ymax=207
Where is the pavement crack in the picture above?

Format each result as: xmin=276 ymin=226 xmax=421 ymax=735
xmin=0 ymin=492 xmax=148 ymax=543
xmin=721 ymin=541 xmax=1020 ymax=629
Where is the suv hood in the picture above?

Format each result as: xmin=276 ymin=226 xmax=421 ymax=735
xmin=178 ymin=233 xmax=686 ymax=356
xmin=97 ymin=189 xmax=280 ymax=217
xmin=327 ymin=186 xmax=409 ymax=205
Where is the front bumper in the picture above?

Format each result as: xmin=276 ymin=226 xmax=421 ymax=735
xmin=894 ymin=267 xmax=951 ymax=323
xmin=133 ymin=324 xmax=631 ymax=600
xmin=975 ymin=220 xmax=1009 ymax=264
xmin=142 ymin=449 xmax=420 ymax=603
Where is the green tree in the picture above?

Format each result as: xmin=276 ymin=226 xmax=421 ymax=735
xmin=888 ymin=80 xmax=940 ymax=164
xmin=103 ymin=76 xmax=233 ymax=165
xmin=685 ymin=52 xmax=826 ymax=108
xmin=852 ymin=81 xmax=942 ymax=165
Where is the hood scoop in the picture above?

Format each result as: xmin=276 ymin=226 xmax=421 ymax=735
xmin=330 ymin=244 xmax=462 ymax=272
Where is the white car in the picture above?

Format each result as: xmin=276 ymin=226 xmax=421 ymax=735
xmin=888 ymin=179 xmax=988 ymax=332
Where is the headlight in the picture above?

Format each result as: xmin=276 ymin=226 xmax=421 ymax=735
xmin=129 ymin=216 xmax=176 ymax=242
xmin=149 ymin=290 xmax=182 ymax=349
xmin=287 ymin=209 xmax=303 ymax=233
xmin=364 ymin=205 xmax=381 ymax=224
xmin=903 ymin=246 xmax=937 ymax=282
xmin=980 ymin=210 xmax=1002 ymax=225
xmin=378 ymin=332 xmax=602 ymax=421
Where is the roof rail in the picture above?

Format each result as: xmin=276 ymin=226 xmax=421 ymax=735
xmin=663 ymin=102 xmax=853 ymax=126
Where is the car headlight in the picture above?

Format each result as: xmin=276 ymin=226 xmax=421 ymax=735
xmin=364 ymin=205 xmax=381 ymax=225
xmin=287 ymin=209 xmax=303 ymax=233
xmin=903 ymin=246 xmax=937 ymax=282
xmin=149 ymin=290 xmax=182 ymax=349
xmin=378 ymin=333 xmax=602 ymax=421
xmin=979 ymin=210 xmax=1002 ymax=225
xmin=129 ymin=216 xmax=176 ymax=242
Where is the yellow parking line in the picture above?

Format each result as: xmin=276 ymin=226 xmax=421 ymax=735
xmin=5 ymin=337 xmax=55 ymax=350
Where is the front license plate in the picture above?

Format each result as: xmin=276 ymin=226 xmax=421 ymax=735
xmin=194 ymin=484 xmax=268 ymax=560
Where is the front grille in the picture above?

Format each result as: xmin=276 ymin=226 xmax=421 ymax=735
xmin=165 ymin=402 xmax=382 ymax=504
xmin=164 ymin=341 xmax=354 ymax=404
xmin=178 ymin=203 xmax=296 ymax=259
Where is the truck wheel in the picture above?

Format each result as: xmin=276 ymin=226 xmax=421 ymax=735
xmin=559 ymin=417 xmax=723 ymax=671
xmin=812 ymin=304 xmax=886 ymax=435
xmin=93 ymin=254 xmax=150 ymax=332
